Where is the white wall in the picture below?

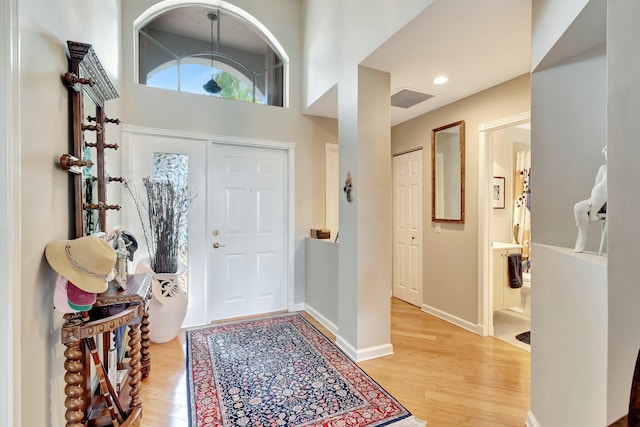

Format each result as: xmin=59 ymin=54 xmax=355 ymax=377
xmin=355 ymin=66 xmax=392 ymax=352
xmin=337 ymin=64 xmax=394 ymax=360
xmin=531 ymin=0 xmax=640 ymax=423
xmin=531 ymin=48 xmax=606 ymax=250
xmin=305 ymin=238 xmax=339 ymax=331
xmin=531 ymin=244 xmax=608 ymax=427
xmin=607 ymin=0 xmax=640 ymax=420
xmin=531 ymin=0 xmax=589 ymax=70
xmin=302 ymin=0 xmax=431 ymax=113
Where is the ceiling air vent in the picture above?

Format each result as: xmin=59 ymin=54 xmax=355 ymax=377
xmin=391 ymin=89 xmax=434 ymax=109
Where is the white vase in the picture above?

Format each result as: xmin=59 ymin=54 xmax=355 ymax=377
xmin=135 ymin=258 xmax=188 ymax=344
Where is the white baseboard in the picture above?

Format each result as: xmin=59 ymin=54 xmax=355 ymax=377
xmin=477 ymin=322 xmax=490 ymax=336
xmin=421 ymin=304 xmax=484 ymax=335
xmin=290 ymin=302 xmax=305 ymax=313
xmin=335 ymin=335 xmax=357 ymax=360
xmin=303 ymin=304 xmax=338 ymax=336
xmin=303 ymin=305 xmax=393 ymax=362
xmin=335 ymin=335 xmax=394 ymax=362
xmin=356 ymin=343 xmax=394 ymax=362
xmin=525 ymin=411 xmax=540 ymax=427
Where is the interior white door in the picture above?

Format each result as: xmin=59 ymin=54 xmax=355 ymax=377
xmin=392 ymin=150 xmax=423 ymax=307
xmin=207 ymin=143 xmax=288 ymax=321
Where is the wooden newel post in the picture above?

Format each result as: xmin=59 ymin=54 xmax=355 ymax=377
xmin=61 ymin=313 xmax=86 ymax=427
xmin=140 ymin=310 xmax=151 ymax=378
xmin=127 ymin=325 xmax=143 ymax=408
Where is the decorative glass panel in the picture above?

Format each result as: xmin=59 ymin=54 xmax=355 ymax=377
xmin=152 ymin=152 xmax=189 ymax=289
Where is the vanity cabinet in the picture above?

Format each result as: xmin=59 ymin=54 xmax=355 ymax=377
xmin=493 ymin=246 xmax=522 ymax=311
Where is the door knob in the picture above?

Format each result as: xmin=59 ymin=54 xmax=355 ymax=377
xmin=212 ymin=242 xmax=225 ymax=249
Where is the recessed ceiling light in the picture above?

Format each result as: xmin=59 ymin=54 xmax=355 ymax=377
xmin=433 ymin=76 xmax=448 ymax=85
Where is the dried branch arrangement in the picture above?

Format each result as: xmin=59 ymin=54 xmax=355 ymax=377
xmin=125 ymin=178 xmax=190 ymax=274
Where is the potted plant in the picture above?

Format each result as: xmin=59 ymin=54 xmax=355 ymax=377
xmin=125 ymin=177 xmax=191 ymax=343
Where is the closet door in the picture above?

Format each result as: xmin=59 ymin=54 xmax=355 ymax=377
xmin=392 ymin=150 xmax=423 ymax=307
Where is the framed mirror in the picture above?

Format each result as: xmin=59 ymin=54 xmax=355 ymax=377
xmin=82 ymin=90 xmax=99 ymax=235
xmin=64 ymin=41 xmax=119 ymax=238
xmin=432 ymin=120 xmax=465 ymax=223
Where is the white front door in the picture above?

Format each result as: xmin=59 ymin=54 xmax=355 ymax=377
xmin=392 ymin=150 xmax=423 ymax=307
xmin=207 ymin=143 xmax=288 ymax=321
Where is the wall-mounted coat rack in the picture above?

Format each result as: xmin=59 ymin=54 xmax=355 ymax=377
xmin=61 ymin=40 xmax=121 ymax=238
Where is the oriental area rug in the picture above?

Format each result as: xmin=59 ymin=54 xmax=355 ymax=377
xmin=186 ymin=313 xmax=426 ymax=427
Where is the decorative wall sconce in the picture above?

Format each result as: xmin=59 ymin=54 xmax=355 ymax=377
xmin=343 ymin=171 xmax=353 ymax=203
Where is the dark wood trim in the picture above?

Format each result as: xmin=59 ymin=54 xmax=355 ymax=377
xmin=63 ymin=41 xmax=120 ymax=238
xmin=431 ymin=120 xmax=465 ymax=224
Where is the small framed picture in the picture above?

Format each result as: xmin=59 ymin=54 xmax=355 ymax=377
xmin=493 ymin=177 xmax=505 ymax=209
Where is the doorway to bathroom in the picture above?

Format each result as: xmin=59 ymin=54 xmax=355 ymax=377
xmin=478 ymin=112 xmax=531 ymax=351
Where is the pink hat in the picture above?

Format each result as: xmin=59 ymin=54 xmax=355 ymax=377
xmin=66 ymin=281 xmax=97 ymax=306
xmin=53 ymin=275 xmax=76 ymax=314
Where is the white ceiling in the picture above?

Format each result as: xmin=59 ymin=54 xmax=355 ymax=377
xmin=146 ymin=0 xmax=532 ymax=127
xmin=307 ymin=0 xmax=532 ymax=126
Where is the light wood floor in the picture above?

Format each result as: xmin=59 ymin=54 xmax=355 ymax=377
xmin=139 ymin=298 xmax=530 ymax=426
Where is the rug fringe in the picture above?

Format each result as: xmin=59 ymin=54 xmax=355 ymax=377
xmin=388 ymin=416 xmax=427 ymax=426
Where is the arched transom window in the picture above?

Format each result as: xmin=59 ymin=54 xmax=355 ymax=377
xmin=138 ymin=4 xmax=287 ymax=107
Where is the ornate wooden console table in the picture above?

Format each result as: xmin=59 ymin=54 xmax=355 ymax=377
xmin=61 ymin=273 xmax=151 ymax=427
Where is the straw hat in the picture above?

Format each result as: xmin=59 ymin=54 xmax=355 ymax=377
xmin=45 ymin=235 xmax=116 ymax=293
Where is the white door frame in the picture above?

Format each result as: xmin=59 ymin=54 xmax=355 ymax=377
xmin=206 ymin=135 xmax=296 ymax=318
xmin=122 ymin=125 xmax=296 ymax=323
xmin=206 ymin=141 xmax=289 ymax=321
xmin=325 ymin=143 xmax=339 ymax=235
xmin=477 ymin=112 xmax=530 ymax=336
xmin=122 ymin=128 xmax=208 ymax=327
xmin=2 ymin=0 xmax=19 ymax=424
